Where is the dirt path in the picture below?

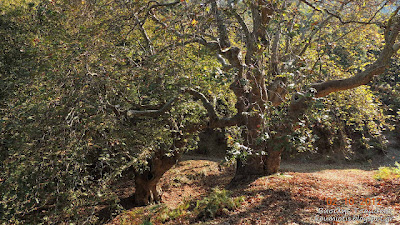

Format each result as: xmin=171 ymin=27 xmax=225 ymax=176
xmin=109 ymin=158 xmax=400 ymax=225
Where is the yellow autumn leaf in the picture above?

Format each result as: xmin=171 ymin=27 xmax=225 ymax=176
xmin=191 ymin=19 xmax=198 ymax=26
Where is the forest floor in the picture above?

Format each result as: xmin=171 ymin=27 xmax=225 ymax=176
xmin=107 ymin=153 xmax=400 ymax=225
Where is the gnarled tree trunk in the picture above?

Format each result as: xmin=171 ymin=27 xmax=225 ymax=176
xmin=133 ymin=134 xmax=185 ymax=206
xmin=232 ymin=116 xmax=283 ymax=181
xmin=133 ymin=149 xmax=180 ymax=206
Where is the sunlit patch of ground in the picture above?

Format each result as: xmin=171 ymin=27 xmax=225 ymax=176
xmin=109 ymin=158 xmax=400 ymax=225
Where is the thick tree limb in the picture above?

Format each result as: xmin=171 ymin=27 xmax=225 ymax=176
xmin=275 ymin=9 xmax=400 ymax=115
xmin=126 ymin=97 xmax=178 ymax=118
xmin=311 ymin=60 xmax=393 ymax=97
xmin=230 ymin=8 xmax=251 ymax=45
xmin=246 ymin=1 xmax=275 ymax=64
xmin=251 ymin=1 xmax=274 ymax=41
xmin=181 ymin=88 xmax=218 ymax=121
xmin=108 ymin=88 xmax=244 ymax=130
xmin=211 ymin=0 xmax=231 ymax=49
xmin=270 ymin=24 xmax=281 ymax=75
xmin=311 ymin=12 xmax=400 ymax=97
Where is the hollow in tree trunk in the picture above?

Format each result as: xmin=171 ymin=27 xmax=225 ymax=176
xmin=133 ymin=149 xmax=180 ymax=206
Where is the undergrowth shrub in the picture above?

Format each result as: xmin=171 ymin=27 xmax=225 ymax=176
xmin=115 ymin=188 xmax=244 ymax=224
xmin=156 ymin=201 xmax=190 ymax=223
xmin=194 ymin=188 xmax=244 ymax=219
xmin=374 ymin=162 xmax=400 ymax=180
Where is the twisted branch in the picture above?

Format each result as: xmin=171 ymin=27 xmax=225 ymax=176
xmin=107 ymin=88 xmax=245 ymax=129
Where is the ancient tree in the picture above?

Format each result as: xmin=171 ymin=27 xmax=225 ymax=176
xmin=109 ymin=0 xmax=400 ymax=204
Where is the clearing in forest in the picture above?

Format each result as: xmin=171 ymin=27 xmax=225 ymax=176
xmin=109 ymin=157 xmax=400 ymax=225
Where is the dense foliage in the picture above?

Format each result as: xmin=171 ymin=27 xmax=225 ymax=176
xmin=374 ymin=162 xmax=400 ymax=180
xmin=0 ymin=0 xmax=232 ymax=223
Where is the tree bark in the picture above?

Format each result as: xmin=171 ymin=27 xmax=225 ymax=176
xmin=133 ymin=148 xmax=180 ymax=206
xmin=265 ymin=149 xmax=282 ymax=174
xmin=231 ymin=67 xmax=282 ymax=181
xmin=134 ymin=171 xmax=161 ymax=206
xmin=233 ymin=136 xmax=283 ymax=181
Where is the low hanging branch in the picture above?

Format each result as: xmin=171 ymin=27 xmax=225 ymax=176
xmin=107 ymin=88 xmax=244 ymax=130
xmin=180 ymin=89 xmax=245 ymax=128
xmin=126 ymin=97 xmax=178 ymax=118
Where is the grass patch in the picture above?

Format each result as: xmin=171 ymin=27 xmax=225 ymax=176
xmin=374 ymin=162 xmax=400 ymax=180
xmin=156 ymin=200 xmax=191 ymax=223
xmin=116 ymin=188 xmax=244 ymax=224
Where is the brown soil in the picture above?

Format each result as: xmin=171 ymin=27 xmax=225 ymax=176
xmin=107 ymin=155 xmax=400 ymax=225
